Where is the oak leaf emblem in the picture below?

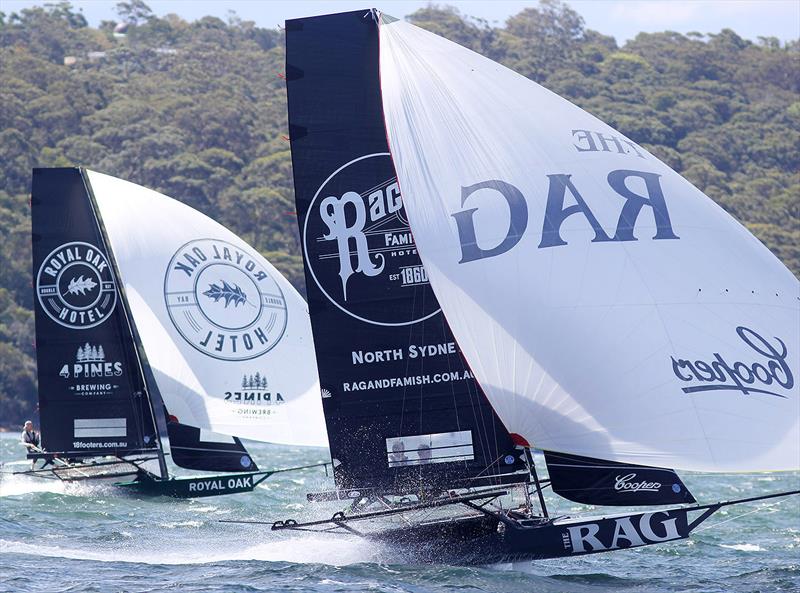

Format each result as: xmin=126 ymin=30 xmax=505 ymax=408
xmin=203 ymin=280 xmax=247 ymax=308
xmin=66 ymin=275 xmax=98 ymax=296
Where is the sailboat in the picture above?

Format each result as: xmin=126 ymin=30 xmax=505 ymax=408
xmin=249 ymin=9 xmax=798 ymax=562
xmin=14 ymin=167 xmax=328 ymax=497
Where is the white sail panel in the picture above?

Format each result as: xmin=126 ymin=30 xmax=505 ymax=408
xmin=379 ymin=19 xmax=799 ymax=471
xmin=88 ymin=170 xmax=328 ymax=447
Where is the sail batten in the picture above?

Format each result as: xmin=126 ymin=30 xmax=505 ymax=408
xmin=378 ymin=18 xmax=799 ymax=472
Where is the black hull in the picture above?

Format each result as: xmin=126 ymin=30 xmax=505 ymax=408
xmin=260 ymin=488 xmax=799 ymax=565
xmin=366 ymin=508 xmax=694 ymax=564
xmin=114 ymin=472 xmax=262 ymax=498
xmin=368 ymin=515 xmax=503 ymax=565
xmin=7 ymin=466 xmax=260 ymax=498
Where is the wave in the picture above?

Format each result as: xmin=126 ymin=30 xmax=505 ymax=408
xmin=720 ymin=543 xmax=765 ymax=552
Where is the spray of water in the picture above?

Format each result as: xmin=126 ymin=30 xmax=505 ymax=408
xmin=0 ymin=470 xmax=119 ymax=498
xmin=0 ymin=473 xmax=68 ymax=497
xmin=0 ymin=533 xmax=381 ymax=566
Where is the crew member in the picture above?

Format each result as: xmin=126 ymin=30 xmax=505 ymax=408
xmin=21 ymin=420 xmax=40 ymax=452
xmin=21 ymin=420 xmax=41 ymax=469
xmin=389 ymin=441 xmax=409 ymax=466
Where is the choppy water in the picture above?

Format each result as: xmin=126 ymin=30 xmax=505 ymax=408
xmin=1 ymin=433 xmax=798 ymax=593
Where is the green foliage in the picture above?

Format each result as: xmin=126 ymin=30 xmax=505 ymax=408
xmin=0 ymin=288 xmax=37 ymax=424
xmin=0 ymin=1 xmax=797 ymax=427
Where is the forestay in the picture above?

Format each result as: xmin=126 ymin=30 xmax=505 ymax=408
xmin=379 ymin=17 xmax=799 ymax=471
xmin=88 ymin=170 xmax=328 ymax=447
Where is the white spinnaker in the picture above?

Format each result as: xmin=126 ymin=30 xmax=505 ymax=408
xmin=88 ymin=170 xmax=328 ymax=447
xmin=379 ymin=19 xmax=799 ymax=471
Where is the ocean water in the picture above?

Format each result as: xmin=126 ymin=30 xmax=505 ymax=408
xmin=1 ymin=432 xmax=798 ymax=593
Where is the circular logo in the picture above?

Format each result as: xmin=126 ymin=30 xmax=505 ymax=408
xmin=164 ymin=239 xmax=288 ymax=361
xmin=36 ymin=241 xmax=117 ymax=329
xmin=303 ymin=153 xmax=440 ymax=326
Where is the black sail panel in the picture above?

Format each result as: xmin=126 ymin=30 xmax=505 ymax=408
xmin=167 ymin=421 xmax=258 ymax=472
xmin=31 ymin=168 xmax=158 ymax=458
xmin=544 ymin=451 xmax=696 ymax=506
xmin=286 ymin=10 xmax=526 ymax=493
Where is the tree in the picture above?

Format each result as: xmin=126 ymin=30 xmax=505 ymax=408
xmin=115 ymin=0 xmax=153 ymax=26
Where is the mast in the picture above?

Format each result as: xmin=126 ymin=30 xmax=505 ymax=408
xmin=82 ymin=169 xmax=169 ymax=479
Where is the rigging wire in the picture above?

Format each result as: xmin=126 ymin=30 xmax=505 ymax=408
xmin=693 ymin=497 xmax=793 ymax=533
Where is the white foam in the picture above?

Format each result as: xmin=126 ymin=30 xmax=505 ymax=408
xmin=720 ymin=543 xmax=764 ymax=552
xmin=159 ymin=521 xmax=203 ymax=529
xmin=0 ymin=474 xmax=68 ymax=497
xmin=0 ymin=470 xmax=116 ymax=498
xmin=188 ymin=505 xmax=218 ymax=513
xmin=0 ymin=534 xmax=380 ymax=566
xmin=0 ymin=472 xmax=111 ymax=498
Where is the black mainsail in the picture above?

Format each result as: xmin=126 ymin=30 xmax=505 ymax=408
xmin=32 ymin=168 xmax=161 ymax=464
xmin=286 ymin=10 xmax=527 ymax=495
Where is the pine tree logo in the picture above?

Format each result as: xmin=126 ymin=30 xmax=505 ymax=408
xmin=76 ymin=342 xmax=105 ymax=362
xmin=241 ymin=372 xmax=269 ymax=389
xmin=60 ymin=341 xmax=120 ymax=381
xmin=230 ymin=371 xmax=283 ymax=405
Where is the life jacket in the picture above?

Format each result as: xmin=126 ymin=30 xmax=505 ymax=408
xmin=23 ymin=430 xmax=40 ymax=447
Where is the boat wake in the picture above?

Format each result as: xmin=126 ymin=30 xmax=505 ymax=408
xmin=0 ymin=533 xmax=381 ymax=566
xmin=0 ymin=473 xmax=68 ymax=497
xmin=0 ymin=472 xmax=110 ymax=498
